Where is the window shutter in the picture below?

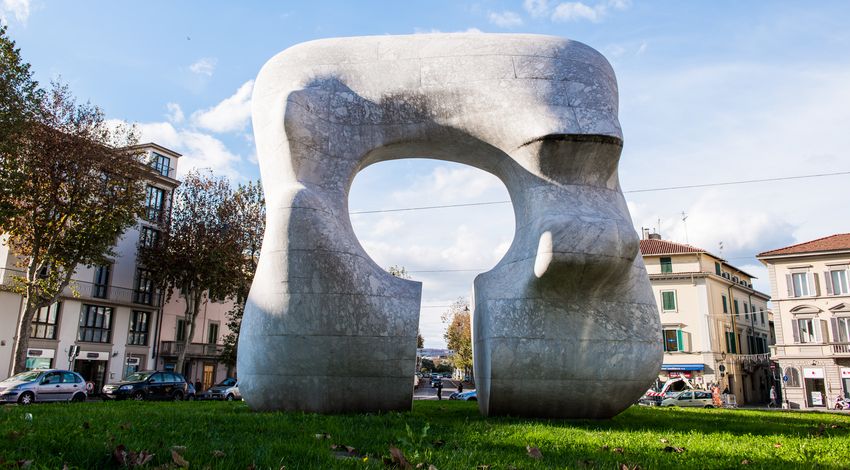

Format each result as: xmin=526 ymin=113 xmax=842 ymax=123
xmin=786 ymin=274 xmax=794 ymax=297
xmin=824 ymin=271 xmax=834 ymax=295
xmin=810 ymin=272 xmax=820 ymax=296
xmin=683 ymin=331 xmax=691 ymax=352
xmin=676 ymin=330 xmax=684 ymax=352
xmin=792 ymin=320 xmax=800 ymax=343
xmin=832 ymin=318 xmax=840 ymax=343
xmin=819 ymin=319 xmax=828 ymax=343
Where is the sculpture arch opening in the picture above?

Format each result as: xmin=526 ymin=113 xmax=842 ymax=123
xmin=348 ymin=158 xmax=516 ymax=347
xmin=238 ymin=33 xmax=663 ymax=418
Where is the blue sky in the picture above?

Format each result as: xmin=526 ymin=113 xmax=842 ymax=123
xmin=5 ymin=1 xmax=850 ymax=346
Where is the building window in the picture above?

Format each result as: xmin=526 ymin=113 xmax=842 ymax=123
xmin=660 ymin=257 xmax=673 ymax=274
xmin=663 ymin=329 xmax=682 ymax=352
xmin=78 ymin=304 xmax=113 ymax=343
xmin=207 ymin=322 xmax=219 ymax=344
xmin=828 ymin=269 xmax=849 ymax=295
xmin=790 ymin=272 xmax=811 ymax=297
xmin=744 ymin=302 xmax=749 ymax=319
xmin=151 ymin=152 xmax=171 ymax=177
xmin=176 ymin=319 xmax=187 ymax=342
xmin=721 ymin=295 xmax=728 ymax=314
xmin=797 ymin=318 xmax=817 ymax=343
xmin=128 ymin=311 xmax=149 ymax=346
xmin=715 ymin=262 xmax=722 ymax=276
xmin=836 ymin=317 xmax=850 ymax=343
xmin=139 ymin=226 xmax=160 ymax=249
xmin=93 ymin=265 xmax=110 ymax=299
xmin=784 ymin=367 xmax=801 ymax=387
xmin=760 ymin=309 xmax=765 ymax=325
xmin=133 ymin=269 xmax=154 ymax=305
xmin=30 ymin=302 xmax=60 ymax=339
xmin=145 ymin=185 xmax=165 ymax=222
xmin=725 ymin=331 xmax=738 ymax=354
xmin=734 ymin=299 xmax=739 ymax=316
xmin=25 ymin=357 xmax=52 ymax=370
xmin=661 ymin=290 xmax=677 ymax=311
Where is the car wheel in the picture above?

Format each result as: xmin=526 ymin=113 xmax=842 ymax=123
xmin=71 ymin=392 xmax=86 ymax=402
xmin=704 ymin=405 xmax=714 ymax=409
xmin=132 ymin=391 xmax=144 ymax=401
xmin=226 ymin=394 xmax=235 ymax=401
xmin=468 ymin=397 xmax=477 ymax=401
xmin=172 ymin=391 xmax=184 ymax=401
xmin=17 ymin=391 xmax=35 ymax=405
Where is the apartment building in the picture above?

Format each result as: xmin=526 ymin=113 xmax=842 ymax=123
xmin=640 ymin=233 xmax=772 ymax=405
xmin=0 ymin=143 xmax=233 ymax=392
xmin=757 ymin=234 xmax=850 ymax=409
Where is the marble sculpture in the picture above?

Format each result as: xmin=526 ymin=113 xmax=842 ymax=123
xmin=238 ymin=33 xmax=663 ymax=419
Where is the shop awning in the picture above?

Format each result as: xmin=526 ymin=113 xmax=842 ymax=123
xmin=661 ymin=364 xmax=705 ymax=371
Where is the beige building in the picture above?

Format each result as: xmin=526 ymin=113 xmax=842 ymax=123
xmin=757 ymin=233 xmax=850 ymax=409
xmin=0 ymin=143 xmax=233 ymax=392
xmin=640 ymin=233 xmax=772 ymax=405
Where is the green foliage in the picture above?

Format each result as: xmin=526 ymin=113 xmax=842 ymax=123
xmin=0 ymin=402 xmax=848 ymax=469
xmin=442 ymin=297 xmax=472 ymax=376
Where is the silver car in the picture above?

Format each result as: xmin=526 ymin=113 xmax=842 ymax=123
xmin=199 ymin=377 xmax=241 ymax=401
xmin=0 ymin=369 xmax=88 ymax=404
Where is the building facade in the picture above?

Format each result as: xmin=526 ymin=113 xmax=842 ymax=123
xmin=641 ymin=233 xmax=773 ymax=405
xmin=758 ymin=233 xmax=850 ymax=409
xmin=0 ymin=143 xmax=233 ymax=392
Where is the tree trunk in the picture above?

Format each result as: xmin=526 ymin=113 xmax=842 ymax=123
xmin=10 ymin=296 xmax=38 ymax=374
xmin=175 ymin=289 xmax=202 ymax=375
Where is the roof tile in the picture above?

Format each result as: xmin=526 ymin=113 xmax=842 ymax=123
xmin=757 ymin=233 xmax=850 ymax=257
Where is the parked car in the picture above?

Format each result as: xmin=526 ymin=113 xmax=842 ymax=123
xmin=660 ymin=390 xmax=715 ymax=408
xmin=102 ymin=371 xmax=189 ymax=401
xmin=0 ymin=369 xmax=87 ymax=404
xmin=199 ymin=378 xmax=241 ymax=401
xmin=451 ymin=390 xmax=477 ymax=401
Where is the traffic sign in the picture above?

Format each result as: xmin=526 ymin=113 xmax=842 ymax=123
xmin=783 ymin=375 xmax=789 ymax=382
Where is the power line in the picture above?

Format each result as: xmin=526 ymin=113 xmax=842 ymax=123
xmin=349 ymin=170 xmax=850 ymax=215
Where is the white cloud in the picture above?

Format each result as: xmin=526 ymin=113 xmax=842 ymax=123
xmin=523 ymin=0 xmax=550 ymax=17
xmin=488 ymin=10 xmax=523 ymax=28
xmin=135 ymin=121 xmax=242 ymax=180
xmin=190 ymin=80 xmax=254 ymax=133
xmin=1 ymin=0 xmax=30 ymax=23
xmin=552 ymin=2 xmax=600 ymax=22
xmin=189 ymin=57 xmax=217 ymax=77
xmin=165 ymin=102 xmax=184 ymax=124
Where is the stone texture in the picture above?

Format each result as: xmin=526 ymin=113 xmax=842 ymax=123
xmin=239 ymin=33 xmax=663 ymax=418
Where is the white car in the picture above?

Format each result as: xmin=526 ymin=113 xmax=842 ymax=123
xmin=199 ymin=378 xmax=241 ymax=401
xmin=660 ymin=390 xmax=715 ymax=408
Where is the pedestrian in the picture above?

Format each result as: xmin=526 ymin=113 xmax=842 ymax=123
xmin=436 ymin=380 xmax=443 ymax=400
xmin=769 ymin=385 xmax=777 ymax=408
xmin=457 ymin=381 xmax=463 ymax=394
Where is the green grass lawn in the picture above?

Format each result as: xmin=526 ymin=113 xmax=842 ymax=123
xmin=1 ymin=401 xmax=848 ymax=469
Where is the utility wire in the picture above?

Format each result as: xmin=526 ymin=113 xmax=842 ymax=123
xmin=349 ymin=170 xmax=850 ymax=215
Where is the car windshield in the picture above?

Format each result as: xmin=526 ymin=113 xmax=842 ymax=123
xmin=218 ymin=378 xmax=237 ymax=387
xmin=4 ymin=370 xmax=42 ymax=382
xmin=124 ymin=372 xmax=153 ymax=382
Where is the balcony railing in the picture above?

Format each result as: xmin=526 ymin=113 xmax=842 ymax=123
xmin=159 ymin=340 xmax=222 ymax=358
xmin=771 ymin=342 xmax=850 ymax=357
xmin=0 ymin=268 xmax=162 ymax=307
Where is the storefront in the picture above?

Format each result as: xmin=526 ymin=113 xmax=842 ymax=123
xmin=74 ymin=351 xmax=109 ymax=394
xmin=802 ymin=367 xmax=826 ymax=407
xmin=25 ymin=348 xmax=55 ymax=370
xmin=660 ymin=364 xmax=705 ymax=384
xmin=843 ymin=368 xmax=850 ymax=400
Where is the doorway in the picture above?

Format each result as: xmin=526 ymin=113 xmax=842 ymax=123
xmin=74 ymin=359 xmax=107 ymax=393
xmin=202 ymin=363 xmax=215 ymax=391
xmin=805 ymin=378 xmax=827 ymax=407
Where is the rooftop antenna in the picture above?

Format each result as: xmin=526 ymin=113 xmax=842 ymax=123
xmin=681 ymin=211 xmax=689 ymax=244
xmin=718 ymin=241 xmax=724 ymax=257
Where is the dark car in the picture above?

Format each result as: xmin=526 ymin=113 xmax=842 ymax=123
xmin=102 ymin=371 xmax=189 ymax=401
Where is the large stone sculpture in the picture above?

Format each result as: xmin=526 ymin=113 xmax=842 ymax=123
xmin=238 ymin=33 xmax=662 ymax=418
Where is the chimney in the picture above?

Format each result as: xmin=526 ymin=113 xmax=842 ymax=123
xmin=648 ymin=232 xmax=662 ymax=240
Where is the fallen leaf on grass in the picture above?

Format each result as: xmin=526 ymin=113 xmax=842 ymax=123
xmin=812 ymin=424 xmax=826 ymax=437
xmin=659 ymin=438 xmax=668 ymax=443
xmin=662 ymin=446 xmax=685 ymax=453
xmin=476 ymin=466 xmax=491 ymax=470
xmin=526 ymin=446 xmax=543 ymax=459
xmin=619 ymin=464 xmax=641 ymax=470
xmin=601 ymin=445 xmax=609 ymax=451
xmin=112 ymin=444 xmax=155 ymax=468
xmin=171 ymin=449 xmax=189 ymax=468
xmin=830 ymin=424 xmax=843 ymax=429
xmin=211 ymin=450 xmax=226 ymax=458
xmin=315 ymin=433 xmax=331 ymax=440
xmin=16 ymin=461 xmax=33 ymax=469
xmin=118 ymin=422 xmax=132 ymax=430
xmin=773 ymin=443 xmax=782 ymax=448
xmin=331 ymin=444 xmax=363 ymax=460
xmin=388 ymin=446 xmax=412 ymax=469
xmin=613 ymin=447 xmax=625 ymax=454
xmin=6 ymin=430 xmax=23 ymax=440
xmin=741 ymin=459 xmax=751 ymax=465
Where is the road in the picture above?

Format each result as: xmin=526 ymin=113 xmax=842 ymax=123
xmin=414 ymin=378 xmax=468 ymax=400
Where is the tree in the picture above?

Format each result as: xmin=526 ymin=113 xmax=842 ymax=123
xmin=442 ymin=297 xmax=472 ymax=379
xmin=139 ymin=171 xmax=243 ymax=374
xmin=220 ymin=180 xmax=265 ymax=374
xmin=0 ymin=76 xmax=145 ymax=373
